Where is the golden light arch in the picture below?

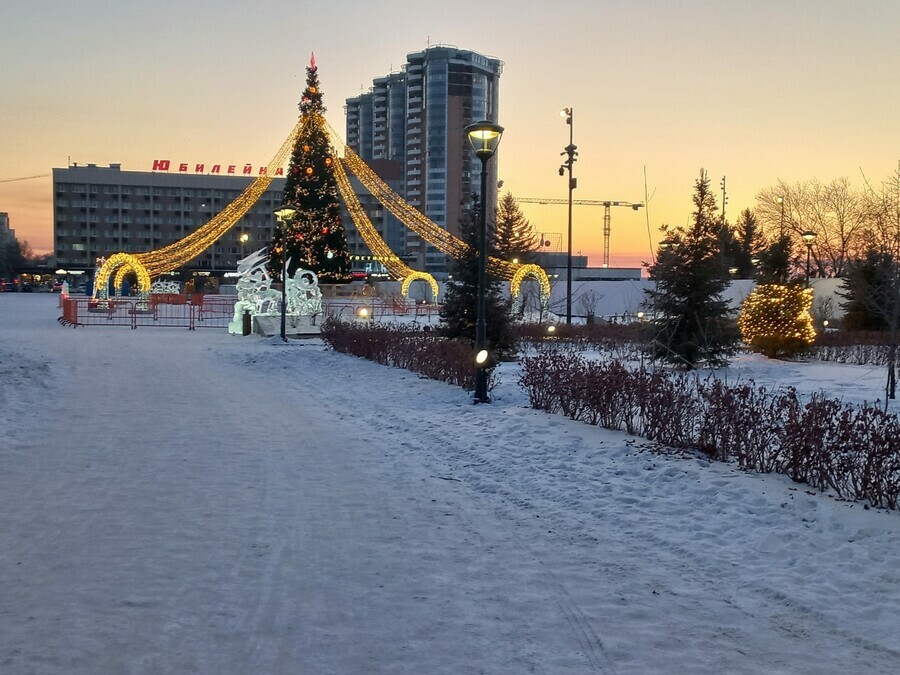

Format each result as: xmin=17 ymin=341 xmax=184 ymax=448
xmin=401 ymin=271 xmax=439 ymax=302
xmin=510 ymin=264 xmax=551 ymax=302
xmin=95 ymin=253 xmax=152 ymax=296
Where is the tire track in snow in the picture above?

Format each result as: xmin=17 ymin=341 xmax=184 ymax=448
xmin=266 ymin=350 xmax=617 ymax=674
xmin=285 ymin=348 xmax=898 ymax=673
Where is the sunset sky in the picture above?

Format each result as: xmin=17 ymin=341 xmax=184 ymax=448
xmin=2 ymin=0 xmax=898 ymax=267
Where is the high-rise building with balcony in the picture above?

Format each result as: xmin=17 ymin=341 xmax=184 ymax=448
xmin=345 ymin=46 xmax=503 ymax=275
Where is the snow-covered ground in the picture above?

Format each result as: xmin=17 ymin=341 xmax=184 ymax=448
xmin=1 ymin=293 xmax=898 ymax=674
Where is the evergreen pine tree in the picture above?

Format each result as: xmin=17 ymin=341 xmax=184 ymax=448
xmin=646 ymin=169 xmax=740 ymax=369
xmin=839 ymin=249 xmax=898 ymax=331
xmin=494 ymin=191 xmax=538 ymax=262
xmin=440 ymin=195 xmax=518 ymax=359
xmin=728 ymin=208 xmax=766 ymax=277
xmin=756 ymin=234 xmax=794 ymax=284
xmin=270 ymin=54 xmax=351 ymax=284
xmin=839 ymin=249 xmax=900 ymax=400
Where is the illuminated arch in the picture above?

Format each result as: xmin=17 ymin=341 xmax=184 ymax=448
xmin=510 ymin=264 xmax=551 ymax=302
xmin=95 ymin=253 xmax=152 ymax=297
xmin=113 ymin=265 xmax=133 ymax=293
xmin=401 ymin=271 xmax=439 ymax=302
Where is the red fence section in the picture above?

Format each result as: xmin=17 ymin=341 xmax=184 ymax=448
xmin=57 ymin=295 xmax=233 ymax=330
xmin=58 ymin=295 xmax=439 ymax=330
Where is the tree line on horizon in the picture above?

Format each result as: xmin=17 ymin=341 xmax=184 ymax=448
xmin=0 ymin=233 xmax=50 ymax=282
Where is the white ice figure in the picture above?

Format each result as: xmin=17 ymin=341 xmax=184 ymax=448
xmin=228 ymin=248 xmax=322 ymax=334
xmin=286 ymin=268 xmax=323 ymax=318
xmin=150 ymin=280 xmax=181 ymax=294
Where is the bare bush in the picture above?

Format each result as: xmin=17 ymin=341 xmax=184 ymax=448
xmin=518 ymin=352 xmax=900 ymax=509
xmin=320 ymin=318 xmax=497 ymax=393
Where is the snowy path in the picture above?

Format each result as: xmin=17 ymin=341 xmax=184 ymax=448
xmin=2 ymin=297 xmax=610 ymax=673
xmin=262 ymin=348 xmax=899 ymax=675
xmin=1 ymin=294 xmax=899 ymax=674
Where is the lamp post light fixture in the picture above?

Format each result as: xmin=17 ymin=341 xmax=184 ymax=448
xmin=559 ymin=107 xmax=577 ymax=324
xmin=273 ymin=207 xmax=297 ymax=342
xmin=465 ymin=119 xmax=504 ymax=404
xmin=801 ymin=230 xmax=817 ymax=283
xmin=239 ymin=232 xmax=250 ymax=245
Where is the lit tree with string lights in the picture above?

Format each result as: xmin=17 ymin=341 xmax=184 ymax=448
xmin=269 ymin=54 xmax=351 ymax=284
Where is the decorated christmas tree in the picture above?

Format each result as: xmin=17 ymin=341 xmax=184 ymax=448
xmin=738 ymin=283 xmax=816 ymax=358
xmin=270 ymin=54 xmax=351 ymax=284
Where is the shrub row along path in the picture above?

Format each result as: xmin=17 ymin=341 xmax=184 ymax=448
xmin=1 ymin=294 xmax=898 ymax=674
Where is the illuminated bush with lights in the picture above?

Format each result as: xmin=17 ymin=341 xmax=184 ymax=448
xmin=738 ymin=283 xmax=816 ymax=358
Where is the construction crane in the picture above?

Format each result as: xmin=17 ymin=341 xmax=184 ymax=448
xmin=0 ymin=173 xmax=51 ymax=184
xmin=518 ymin=198 xmax=644 ymax=267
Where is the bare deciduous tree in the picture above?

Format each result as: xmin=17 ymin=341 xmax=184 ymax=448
xmin=756 ymin=178 xmax=868 ymax=277
xmin=577 ymin=289 xmax=603 ymax=324
xmin=839 ymin=164 xmax=900 ymax=404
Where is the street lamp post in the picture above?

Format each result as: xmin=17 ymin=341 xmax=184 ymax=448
xmin=273 ymin=207 xmax=297 ymax=342
xmin=465 ymin=120 xmax=504 ymax=404
xmin=560 ymin=107 xmax=577 ymax=324
xmin=801 ymin=230 xmax=817 ymax=284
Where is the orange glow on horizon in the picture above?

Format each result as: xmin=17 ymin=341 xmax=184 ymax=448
xmin=2 ymin=2 xmax=897 ymax=263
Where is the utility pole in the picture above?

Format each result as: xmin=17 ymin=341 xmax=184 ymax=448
xmin=720 ymin=175 xmax=727 ymax=225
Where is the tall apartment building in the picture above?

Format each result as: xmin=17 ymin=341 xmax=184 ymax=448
xmin=0 ymin=212 xmax=13 ymax=240
xmin=345 ymin=46 xmax=503 ymax=275
xmin=53 ymin=163 xmax=285 ymax=275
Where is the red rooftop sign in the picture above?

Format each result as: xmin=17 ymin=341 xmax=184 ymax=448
xmin=151 ymin=160 xmax=284 ymax=176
